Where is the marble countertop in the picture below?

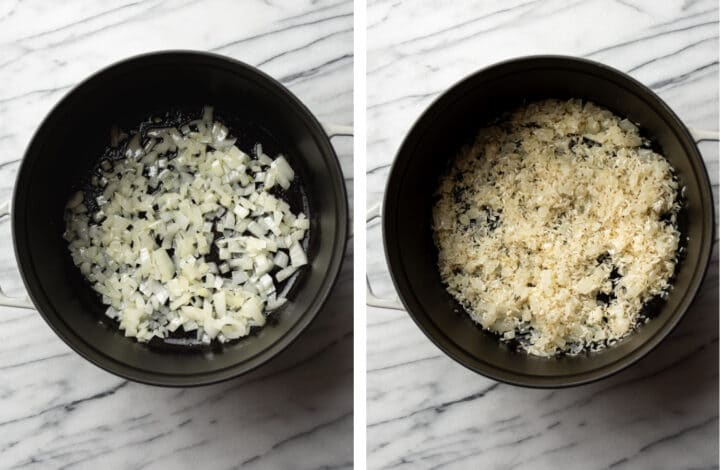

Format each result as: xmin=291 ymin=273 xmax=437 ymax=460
xmin=0 ymin=1 xmax=352 ymax=468
xmin=367 ymin=1 xmax=718 ymax=468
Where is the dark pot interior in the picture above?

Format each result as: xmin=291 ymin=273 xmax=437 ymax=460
xmin=383 ymin=56 xmax=714 ymax=387
xmin=13 ymin=51 xmax=348 ymax=386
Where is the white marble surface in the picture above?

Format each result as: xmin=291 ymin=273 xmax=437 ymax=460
xmin=0 ymin=1 xmax=352 ymax=468
xmin=367 ymin=1 xmax=718 ymax=468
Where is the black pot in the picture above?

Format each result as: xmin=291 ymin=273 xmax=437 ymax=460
xmin=8 ymin=51 xmax=349 ymax=386
xmin=376 ymin=56 xmax=714 ymax=388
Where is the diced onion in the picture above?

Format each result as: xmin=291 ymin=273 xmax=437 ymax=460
xmin=274 ymin=251 xmax=289 ymax=268
xmin=275 ymin=265 xmax=298 ymax=283
xmin=289 ymin=241 xmax=308 ymax=267
xmin=63 ymin=106 xmax=309 ymax=344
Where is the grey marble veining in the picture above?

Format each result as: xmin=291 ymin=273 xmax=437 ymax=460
xmin=366 ymin=0 xmax=718 ymax=468
xmin=0 ymin=1 xmax=352 ymax=468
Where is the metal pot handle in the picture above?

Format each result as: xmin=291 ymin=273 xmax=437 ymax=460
xmin=323 ymin=122 xmax=354 ymax=239
xmin=0 ymin=200 xmax=34 ymax=309
xmin=366 ymin=202 xmax=404 ymax=310
xmin=322 ymin=123 xmax=353 ymax=138
xmin=689 ymin=128 xmax=720 ymax=142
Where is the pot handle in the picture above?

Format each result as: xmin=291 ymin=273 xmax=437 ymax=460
xmin=689 ymin=128 xmax=719 ymax=142
xmin=323 ymin=122 xmax=354 ymax=239
xmin=366 ymin=202 xmax=405 ymax=310
xmin=0 ymin=201 xmax=34 ymax=309
xmin=322 ymin=123 xmax=353 ymax=138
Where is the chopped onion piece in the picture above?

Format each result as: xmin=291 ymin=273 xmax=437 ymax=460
xmin=275 ymin=265 xmax=297 ymax=283
xmin=266 ymin=296 xmax=287 ymax=311
xmin=257 ymin=274 xmax=275 ymax=294
xmin=125 ymin=134 xmax=142 ymax=159
xmin=66 ymin=191 xmax=84 ymax=210
xmin=247 ymin=221 xmax=267 ymax=238
xmin=274 ymin=251 xmax=289 ymax=268
xmin=213 ymin=291 xmax=226 ymax=317
xmin=63 ymin=106 xmax=308 ymax=344
xmin=231 ymin=270 xmax=248 ymax=285
xmin=289 ymin=241 xmax=307 ymax=267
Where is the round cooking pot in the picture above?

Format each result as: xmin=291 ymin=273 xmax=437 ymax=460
xmin=368 ymin=55 xmax=715 ymax=388
xmin=3 ymin=51 xmax=350 ymax=386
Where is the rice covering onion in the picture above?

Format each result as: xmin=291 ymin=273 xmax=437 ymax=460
xmin=433 ymin=99 xmax=681 ymax=357
xmin=63 ymin=106 xmax=309 ymax=343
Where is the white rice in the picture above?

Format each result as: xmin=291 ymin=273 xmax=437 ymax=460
xmin=432 ymin=99 xmax=681 ymax=357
